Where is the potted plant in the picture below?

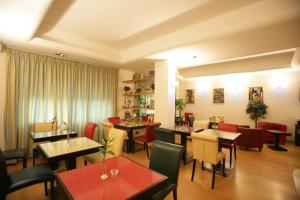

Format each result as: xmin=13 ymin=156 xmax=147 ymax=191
xmin=50 ymin=116 xmax=57 ymax=130
xmin=175 ymin=98 xmax=185 ymax=118
xmin=246 ymin=100 xmax=268 ymax=128
xmin=138 ymin=96 xmax=146 ymax=108
xmin=123 ymin=86 xmax=131 ymax=93
xmin=99 ymin=137 xmax=115 ymax=180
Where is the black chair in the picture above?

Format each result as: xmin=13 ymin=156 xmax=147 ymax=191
xmin=0 ymin=149 xmax=55 ymax=200
xmin=3 ymin=149 xmax=27 ymax=169
xmin=154 ymin=127 xmax=175 ymax=144
xmin=149 ymin=141 xmax=184 ymax=200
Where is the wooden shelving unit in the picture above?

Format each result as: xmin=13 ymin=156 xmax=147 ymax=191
xmin=122 ymin=76 xmax=154 ymax=83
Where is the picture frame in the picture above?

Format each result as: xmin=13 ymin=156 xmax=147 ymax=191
xmin=213 ymin=88 xmax=224 ymax=103
xmin=185 ymin=89 xmax=195 ymax=104
xmin=249 ymin=87 xmax=263 ymax=101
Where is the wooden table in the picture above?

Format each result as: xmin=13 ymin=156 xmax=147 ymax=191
xmin=56 ymin=156 xmax=168 ymax=200
xmin=267 ymin=129 xmax=292 ymax=151
xmin=38 ymin=137 xmax=101 ymax=170
xmin=30 ymin=130 xmax=78 ymax=143
xmin=114 ymin=122 xmax=146 ymax=153
xmin=162 ymin=126 xmax=194 ymax=165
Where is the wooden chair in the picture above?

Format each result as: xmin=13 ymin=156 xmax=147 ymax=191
xmin=32 ymin=122 xmax=57 ymax=166
xmin=191 ymin=132 xmax=226 ymax=189
xmin=84 ymin=128 xmax=126 ymax=165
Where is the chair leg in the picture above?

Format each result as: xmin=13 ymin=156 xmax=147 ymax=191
xmin=259 ymin=148 xmax=262 ymax=152
xmin=191 ymin=159 xmax=196 ymax=181
xmin=222 ymin=158 xmax=225 ymax=177
xmin=50 ymin=179 xmax=54 ymax=199
xmin=212 ymin=165 xmax=216 ymax=189
xmin=234 ymin=145 xmax=237 ymax=160
xmin=173 ymin=188 xmax=177 ymax=200
xmin=22 ymin=156 xmax=27 ymax=169
xmin=84 ymin=160 xmax=88 ymax=166
xmin=44 ymin=181 xmax=48 ymax=196
xmin=33 ymin=148 xmax=38 ymax=166
xmin=145 ymin=144 xmax=149 ymax=159
xmin=229 ymin=148 xmax=232 ymax=169
xmin=201 ymin=161 xmax=204 ymax=170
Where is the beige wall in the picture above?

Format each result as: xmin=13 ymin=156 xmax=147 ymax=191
xmin=117 ymin=69 xmax=134 ymax=119
xmin=178 ymin=68 xmax=300 ymax=141
xmin=0 ymin=51 xmax=7 ymax=149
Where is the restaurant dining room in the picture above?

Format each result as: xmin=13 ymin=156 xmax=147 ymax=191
xmin=1 ymin=0 xmax=300 ymax=200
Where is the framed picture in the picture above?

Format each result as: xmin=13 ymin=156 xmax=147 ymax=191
xmin=249 ymin=87 xmax=263 ymax=101
xmin=213 ymin=88 xmax=224 ymax=103
xmin=185 ymin=89 xmax=195 ymax=104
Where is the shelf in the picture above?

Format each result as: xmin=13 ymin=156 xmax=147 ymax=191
xmin=123 ymin=92 xmax=154 ymax=96
xmin=122 ymin=76 xmax=154 ymax=83
xmin=122 ymin=106 xmax=154 ymax=110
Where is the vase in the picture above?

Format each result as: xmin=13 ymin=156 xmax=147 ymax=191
xmin=100 ymin=158 xmax=109 ymax=180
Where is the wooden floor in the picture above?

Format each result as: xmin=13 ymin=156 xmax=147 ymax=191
xmin=6 ymin=141 xmax=300 ymax=200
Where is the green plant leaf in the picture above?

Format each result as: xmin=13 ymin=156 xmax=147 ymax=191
xmin=106 ymin=151 xmax=115 ymax=156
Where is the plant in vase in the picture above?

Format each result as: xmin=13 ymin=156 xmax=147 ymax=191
xmin=99 ymin=137 xmax=115 ymax=180
xmin=63 ymin=121 xmax=71 ymax=142
xmin=138 ymin=96 xmax=147 ymax=108
xmin=175 ymin=98 xmax=185 ymax=119
xmin=123 ymin=86 xmax=131 ymax=94
xmin=246 ymin=100 xmax=268 ymax=128
xmin=50 ymin=116 xmax=57 ymax=131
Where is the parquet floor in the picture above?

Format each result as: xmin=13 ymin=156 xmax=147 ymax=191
xmin=6 ymin=141 xmax=300 ymax=200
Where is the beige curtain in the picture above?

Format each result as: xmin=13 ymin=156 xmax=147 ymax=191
xmin=4 ymin=48 xmax=118 ymax=149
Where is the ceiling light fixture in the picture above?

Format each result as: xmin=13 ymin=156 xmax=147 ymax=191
xmin=192 ymin=56 xmax=197 ymax=59
xmin=55 ymin=53 xmax=64 ymax=58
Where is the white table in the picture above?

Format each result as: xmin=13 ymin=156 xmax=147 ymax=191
xmin=38 ymin=137 xmax=102 ymax=169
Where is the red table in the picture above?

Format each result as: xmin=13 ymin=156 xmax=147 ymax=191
xmin=56 ymin=156 xmax=168 ymax=200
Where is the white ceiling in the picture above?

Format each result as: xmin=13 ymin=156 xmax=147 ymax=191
xmin=0 ymin=0 xmax=300 ymax=73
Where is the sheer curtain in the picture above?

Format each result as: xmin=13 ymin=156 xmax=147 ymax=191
xmin=4 ymin=48 xmax=118 ymax=149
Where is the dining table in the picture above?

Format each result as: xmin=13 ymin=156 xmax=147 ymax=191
xmin=114 ymin=121 xmax=147 ymax=153
xmin=56 ymin=156 xmax=168 ymax=200
xmin=266 ymin=129 xmax=292 ymax=151
xmin=38 ymin=137 xmax=102 ymax=170
xmin=30 ymin=130 xmax=78 ymax=143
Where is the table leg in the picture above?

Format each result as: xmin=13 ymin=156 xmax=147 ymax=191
xmin=268 ymin=134 xmax=288 ymax=151
xmin=66 ymin=157 xmax=76 ymax=169
xmin=180 ymin=134 xmax=188 ymax=165
xmin=127 ymin=130 xmax=134 ymax=153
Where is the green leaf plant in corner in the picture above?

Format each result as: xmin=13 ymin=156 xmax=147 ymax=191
xmin=63 ymin=121 xmax=71 ymax=131
xmin=99 ymin=137 xmax=115 ymax=159
xmin=246 ymin=100 xmax=268 ymax=128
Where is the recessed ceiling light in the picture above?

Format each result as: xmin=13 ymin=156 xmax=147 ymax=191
xmin=193 ymin=56 xmax=197 ymax=59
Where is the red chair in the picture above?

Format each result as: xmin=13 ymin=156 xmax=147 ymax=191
xmin=258 ymin=122 xmax=287 ymax=144
xmin=84 ymin=122 xmax=98 ymax=140
xmin=108 ymin=116 xmax=121 ymax=125
xmin=237 ymin=127 xmax=264 ymax=151
xmin=218 ymin=123 xmax=239 ymax=168
xmin=134 ymin=122 xmax=161 ymax=158
xmin=142 ymin=114 xmax=154 ymax=122
xmin=182 ymin=112 xmax=193 ymax=126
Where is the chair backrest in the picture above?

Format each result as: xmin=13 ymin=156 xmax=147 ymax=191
xmin=191 ymin=132 xmax=219 ymax=164
xmin=154 ymin=127 xmax=175 ymax=144
xmin=102 ymin=122 xmax=114 ymax=139
xmin=149 ymin=141 xmax=184 ymax=185
xmin=108 ymin=116 xmax=121 ymax=125
xmin=0 ymin=149 xmax=8 ymax=198
xmin=193 ymin=120 xmax=209 ymax=130
xmin=84 ymin=122 xmax=98 ymax=140
xmin=34 ymin=122 xmax=56 ymax=132
xmin=187 ymin=115 xmax=195 ymax=127
xmin=106 ymin=128 xmax=126 ymax=158
xmin=144 ymin=122 xmax=161 ymax=143
xmin=218 ymin=123 xmax=239 ymax=132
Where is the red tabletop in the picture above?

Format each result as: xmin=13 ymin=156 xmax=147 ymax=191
xmin=56 ymin=156 xmax=167 ymax=200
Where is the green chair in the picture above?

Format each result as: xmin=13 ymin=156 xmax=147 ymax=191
xmin=154 ymin=127 xmax=175 ymax=144
xmin=149 ymin=141 xmax=184 ymax=200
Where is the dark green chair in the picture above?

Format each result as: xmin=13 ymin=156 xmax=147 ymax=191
xmin=3 ymin=149 xmax=27 ymax=169
xmin=187 ymin=115 xmax=195 ymax=127
xmin=149 ymin=141 xmax=184 ymax=200
xmin=154 ymin=127 xmax=175 ymax=144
